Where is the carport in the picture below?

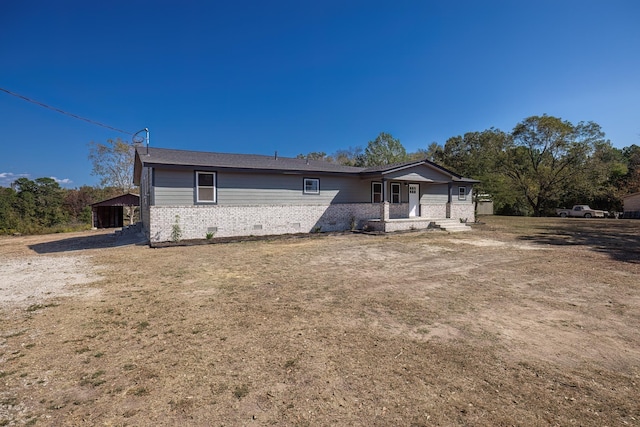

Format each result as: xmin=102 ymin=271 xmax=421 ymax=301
xmin=91 ymin=193 xmax=140 ymax=228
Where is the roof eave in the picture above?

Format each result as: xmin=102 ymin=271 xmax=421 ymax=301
xmin=136 ymin=161 xmax=362 ymax=176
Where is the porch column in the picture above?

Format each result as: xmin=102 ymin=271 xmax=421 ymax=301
xmin=446 ymin=182 xmax=452 ymax=218
xmin=381 ymin=178 xmax=390 ymax=221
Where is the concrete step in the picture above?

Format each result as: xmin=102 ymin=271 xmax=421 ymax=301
xmin=431 ymin=219 xmax=472 ymax=232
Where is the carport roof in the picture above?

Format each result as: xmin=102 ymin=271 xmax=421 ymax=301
xmin=91 ymin=193 xmax=140 ymax=207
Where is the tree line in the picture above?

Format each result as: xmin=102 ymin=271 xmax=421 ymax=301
xmin=0 ymin=138 xmax=134 ymax=235
xmin=300 ymin=115 xmax=640 ymax=216
xmin=0 ymin=179 xmax=124 ymax=234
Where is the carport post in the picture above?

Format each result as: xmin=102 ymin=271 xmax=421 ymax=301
xmin=91 ymin=207 xmax=96 ymax=229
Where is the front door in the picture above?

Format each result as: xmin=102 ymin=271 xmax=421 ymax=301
xmin=408 ymin=184 xmax=419 ymax=217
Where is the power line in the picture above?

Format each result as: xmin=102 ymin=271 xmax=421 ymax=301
xmin=0 ymin=87 xmax=133 ymax=135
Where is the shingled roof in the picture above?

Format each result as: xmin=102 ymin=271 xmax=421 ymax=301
xmin=136 ymin=147 xmax=363 ymax=173
xmin=134 ymin=146 xmax=479 ymax=183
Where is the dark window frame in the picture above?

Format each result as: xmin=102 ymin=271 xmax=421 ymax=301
xmin=391 ymin=182 xmax=401 ymax=204
xmin=372 ymin=181 xmax=383 ymax=203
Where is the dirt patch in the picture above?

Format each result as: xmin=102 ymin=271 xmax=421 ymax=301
xmin=0 ymin=255 xmax=100 ymax=308
xmin=1 ymin=218 xmax=639 ymax=426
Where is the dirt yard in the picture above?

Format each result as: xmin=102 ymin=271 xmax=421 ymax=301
xmin=1 ymin=217 xmax=639 ymax=426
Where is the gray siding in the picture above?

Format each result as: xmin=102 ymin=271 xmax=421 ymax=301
xmin=151 ymin=168 xmax=373 ymax=206
xmin=153 ymin=169 xmax=195 ymax=206
xmin=218 ymin=173 xmax=371 ymax=205
xmin=421 ymin=183 xmax=448 ymax=204
xmin=385 ymin=164 xmax=451 ymax=181
xmin=151 ymin=167 xmax=464 ymax=207
xmin=452 ymin=185 xmax=472 ymax=204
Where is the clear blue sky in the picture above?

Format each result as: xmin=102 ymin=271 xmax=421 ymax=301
xmin=1 ymin=0 xmax=639 ymax=187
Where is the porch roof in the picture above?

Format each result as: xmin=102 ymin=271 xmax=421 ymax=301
xmin=360 ymin=160 xmax=480 ymax=183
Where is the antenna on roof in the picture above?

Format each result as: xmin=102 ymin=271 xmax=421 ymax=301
xmin=132 ymin=128 xmax=150 ymax=155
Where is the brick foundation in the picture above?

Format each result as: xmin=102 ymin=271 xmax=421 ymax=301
xmin=148 ymin=203 xmax=381 ymax=242
xmin=420 ymin=204 xmax=447 ymax=219
xmin=449 ymin=204 xmax=475 ymax=222
xmin=145 ymin=202 xmax=469 ymax=242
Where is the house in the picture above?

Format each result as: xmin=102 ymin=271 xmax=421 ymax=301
xmin=623 ymin=192 xmax=640 ymax=219
xmin=91 ymin=193 xmax=140 ymax=228
xmin=133 ymin=147 xmax=479 ymax=242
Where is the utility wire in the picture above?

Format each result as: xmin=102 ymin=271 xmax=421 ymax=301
xmin=0 ymin=87 xmax=133 ymax=135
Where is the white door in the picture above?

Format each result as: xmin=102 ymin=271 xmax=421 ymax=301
xmin=408 ymin=184 xmax=419 ymax=217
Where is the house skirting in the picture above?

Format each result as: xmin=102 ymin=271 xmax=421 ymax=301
xmin=148 ymin=203 xmax=381 ymax=242
xmin=146 ymin=202 xmax=475 ymax=242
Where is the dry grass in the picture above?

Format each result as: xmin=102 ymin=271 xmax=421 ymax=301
xmin=1 ymin=217 xmax=639 ymax=426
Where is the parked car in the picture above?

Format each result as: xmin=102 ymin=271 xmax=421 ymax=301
xmin=556 ymin=205 xmax=606 ymax=218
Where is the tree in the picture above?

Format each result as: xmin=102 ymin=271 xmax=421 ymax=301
xmin=13 ymin=177 xmax=67 ymax=229
xmin=564 ymin=141 xmax=627 ymax=211
xmin=438 ymin=129 xmax=513 ymax=214
xmin=362 ymin=132 xmax=408 ymax=166
xmin=621 ymin=144 xmax=640 ymax=194
xmin=501 ymin=115 xmax=605 ymax=216
xmin=417 ymin=142 xmax=444 ymax=162
xmin=63 ymin=185 xmax=121 ymax=224
xmin=0 ymin=187 xmax=19 ymax=232
xmin=332 ymin=146 xmax=364 ymax=166
xmin=88 ymin=137 xmax=136 ymax=193
xmin=296 ymin=152 xmax=328 ymax=161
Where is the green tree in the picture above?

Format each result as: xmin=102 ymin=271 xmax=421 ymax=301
xmin=362 ymin=132 xmax=408 ymax=166
xmin=0 ymin=186 xmax=19 ymax=232
xmin=418 ymin=142 xmax=444 ymax=162
xmin=563 ymin=141 xmax=627 ymax=211
xmin=88 ymin=137 xmax=136 ymax=193
xmin=621 ymin=144 xmax=640 ymax=194
xmin=438 ymin=129 xmax=513 ymax=214
xmin=502 ymin=115 xmax=605 ymax=216
xmin=13 ymin=177 xmax=67 ymax=229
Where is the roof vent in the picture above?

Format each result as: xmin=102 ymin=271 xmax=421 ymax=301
xmin=274 ymin=151 xmax=278 ymax=160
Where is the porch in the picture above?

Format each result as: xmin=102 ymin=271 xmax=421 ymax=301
xmin=364 ymin=216 xmax=471 ymax=233
xmin=362 ymin=199 xmax=473 ymax=233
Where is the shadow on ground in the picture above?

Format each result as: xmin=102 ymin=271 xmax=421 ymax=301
xmin=29 ymin=232 xmax=147 ymax=254
xmin=518 ymin=220 xmax=640 ymax=263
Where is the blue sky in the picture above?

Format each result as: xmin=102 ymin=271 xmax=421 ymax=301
xmin=1 ymin=0 xmax=639 ymax=187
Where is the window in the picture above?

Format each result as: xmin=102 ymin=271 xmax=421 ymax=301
xmin=196 ymin=171 xmax=216 ymax=203
xmin=303 ymin=178 xmax=320 ymax=194
xmin=391 ymin=183 xmax=401 ymax=204
xmin=372 ymin=182 xmax=382 ymax=203
xmin=458 ymin=186 xmax=466 ymax=201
